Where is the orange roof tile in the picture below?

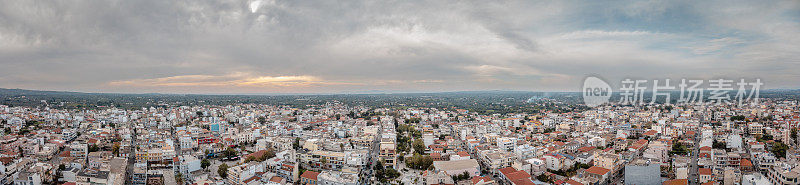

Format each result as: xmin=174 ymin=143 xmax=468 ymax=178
xmin=662 ymin=179 xmax=688 ymax=185
xmin=471 ymin=176 xmax=492 ymax=184
xmin=506 ymin=171 xmax=531 ymax=181
xmin=585 ymin=166 xmax=611 ymax=176
xmin=566 ymin=179 xmax=583 ymax=185
xmin=699 ymin=168 xmax=712 ymax=175
xmin=741 ymin=159 xmax=753 ymax=167
xmin=300 ymin=171 xmax=320 ymax=180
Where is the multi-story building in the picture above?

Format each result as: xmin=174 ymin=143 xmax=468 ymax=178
xmin=767 ymin=166 xmax=800 ymax=185
xmin=379 ymin=141 xmax=396 ymax=169
xmin=311 ymin=150 xmax=346 ymax=170
xmin=478 ymin=149 xmax=514 ymax=174
xmin=227 ymin=161 xmax=265 ymax=185
xmin=69 ymin=143 xmax=88 ymax=158
xmin=300 ymin=171 xmax=320 ymax=185
xmin=748 ymin=123 xmax=764 ymax=136
xmin=496 ymin=137 xmax=516 ymax=152
xmin=131 ymin=163 xmax=147 ymax=185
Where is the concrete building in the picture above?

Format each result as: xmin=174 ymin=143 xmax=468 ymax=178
xmin=317 ymin=170 xmax=359 ymax=185
xmin=623 ymin=164 xmax=660 ymax=185
xmin=432 ymin=159 xmax=480 ymax=177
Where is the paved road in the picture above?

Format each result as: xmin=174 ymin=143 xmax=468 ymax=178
xmin=362 ymin=120 xmax=383 ymax=184
xmin=172 ymin=126 xmax=184 ymax=184
xmin=125 ymin=127 xmax=137 ymax=185
xmin=689 ymin=129 xmax=700 ymax=185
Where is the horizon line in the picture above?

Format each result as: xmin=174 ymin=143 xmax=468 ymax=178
xmin=2 ymin=87 xmax=800 ymax=97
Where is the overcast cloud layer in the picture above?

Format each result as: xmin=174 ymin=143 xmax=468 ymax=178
xmin=1 ymin=0 xmax=798 ymax=94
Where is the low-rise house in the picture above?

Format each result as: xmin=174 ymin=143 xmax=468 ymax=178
xmin=581 ymin=166 xmax=611 ymax=184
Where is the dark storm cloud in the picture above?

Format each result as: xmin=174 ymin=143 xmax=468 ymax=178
xmin=0 ymin=0 xmax=798 ymax=93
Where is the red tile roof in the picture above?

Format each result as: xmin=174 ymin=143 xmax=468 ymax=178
xmin=662 ymin=179 xmax=688 ymax=185
xmin=585 ymin=166 xmax=611 ymax=176
xmin=0 ymin=157 xmax=12 ymax=165
xmin=58 ymin=151 xmax=71 ymax=157
xmin=565 ymin=179 xmax=583 ymax=185
xmin=741 ymin=159 xmax=753 ymax=167
xmin=300 ymin=171 xmax=320 ymax=180
xmin=499 ymin=167 xmax=517 ymax=176
xmin=242 ymin=176 xmax=260 ymax=184
xmin=506 ymin=171 xmax=531 ymax=181
xmin=578 ymin=146 xmax=596 ymax=153
xmin=471 ymin=176 xmax=492 ymax=185
xmin=511 ymin=178 xmax=536 ymax=185
xmin=246 ymin=150 xmax=269 ymax=159
xmin=269 ymin=176 xmax=283 ymax=183
xmin=699 ymin=168 xmax=712 ymax=175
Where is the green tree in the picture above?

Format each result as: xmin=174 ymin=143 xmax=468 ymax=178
xmin=712 ymin=139 xmax=726 ymax=149
xmin=412 ymin=139 xmax=425 ymax=154
xmin=293 ymin=138 xmax=301 ymax=150
xmin=223 ymin=147 xmax=238 ymax=159
xmin=218 ymin=163 xmax=229 ymax=178
xmin=384 ymin=168 xmax=400 ymax=180
xmin=112 ymin=143 xmax=120 ymax=156
xmin=88 ymin=144 xmax=100 ymax=153
xmin=320 ymin=158 xmax=328 ymax=168
xmin=176 ymin=173 xmax=184 ymax=185
xmin=374 ymin=160 xmax=385 ymax=171
xmin=772 ymin=141 xmax=789 ymax=158
xmin=758 ymin=133 xmax=774 ymax=142
xmin=405 ymin=154 xmax=433 ymax=170
xmin=670 ymin=141 xmax=688 ymax=155
xmin=452 ymin=171 xmax=470 ymax=181
xmin=536 ymin=174 xmax=551 ymax=183
xmin=201 ymin=159 xmax=211 ymax=169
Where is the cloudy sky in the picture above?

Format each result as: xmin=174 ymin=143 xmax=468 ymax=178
xmin=0 ymin=0 xmax=798 ymax=94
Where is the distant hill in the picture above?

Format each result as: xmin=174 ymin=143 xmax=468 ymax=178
xmin=1 ymin=88 xmax=798 ymax=113
xmin=0 ymin=88 xmax=585 ymax=113
xmin=0 ymin=88 xmax=91 ymax=96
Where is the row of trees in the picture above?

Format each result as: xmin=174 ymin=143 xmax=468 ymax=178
xmin=670 ymin=141 xmax=689 ymax=155
xmin=221 ymin=147 xmax=238 ymax=159
xmin=374 ymin=160 xmax=400 ymax=183
xmin=405 ymin=153 xmax=433 ymax=170
xmin=451 ymin=171 xmax=471 ymax=182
